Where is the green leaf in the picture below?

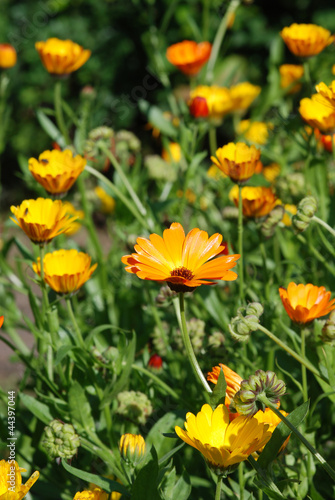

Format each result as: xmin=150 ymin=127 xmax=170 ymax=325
xmin=68 ymin=381 xmax=96 ymax=434
xmin=209 ymin=368 xmax=227 ymax=408
xmin=172 ymin=469 xmax=191 ymax=500
xmin=146 ymin=411 xmax=184 ymax=459
xmin=257 ymin=401 xmax=309 ymax=469
xmin=36 ymin=109 xmax=65 ymax=148
xmin=13 ymin=237 xmax=34 ymax=261
xmin=20 ymin=393 xmax=54 ymax=425
xmin=158 ymin=442 xmax=185 ymax=466
xmin=132 ymin=447 xmax=160 ymax=500
xmin=61 ymin=459 xmax=130 ymax=496
xmin=54 ymin=345 xmax=75 ymax=366
xmin=27 ymin=288 xmax=43 ymax=329
xmin=138 ymin=100 xmax=177 ymax=138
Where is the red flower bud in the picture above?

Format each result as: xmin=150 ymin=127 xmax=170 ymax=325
xmin=189 ymin=96 xmax=209 ymax=118
xmin=148 ymin=354 xmax=163 ymax=370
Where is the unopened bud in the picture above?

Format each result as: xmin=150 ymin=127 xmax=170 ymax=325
xmin=43 ymin=420 xmax=80 ymax=460
xmin=261 ymin=205 xmax=285 ymax=238
xmin=292 ymin=196 xmax=317 ymax=233
xmin=116 ymin=391 xmax=153 ymax=425
xmin=321 ymin=310 xmax=335 ymax=345
xmin=119 ymin=433 xmax=146 ymax=465
xmin=222 ymin=206 xmax=239 ymax=219
xmin=245 ymin=302 xmax=264 ymax=318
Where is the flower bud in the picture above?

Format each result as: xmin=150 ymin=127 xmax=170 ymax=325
xmin=156 ymin=285 xmax=177 ymax=304
xmin=119 ymin=433 xmax=146 ymax=465
xmin=261 ymin=205 xmax=285 ymax=238
xmin=116 ymin=391 xmax=153 ymax=425
xmin=0 ymin=44 xmax=17 ymax=69
xmin=189 ymin=96 xmax=209 ymax=118
xmin=245 ymin=302 xmax=264 ymax=318
xmin=207 ymin=331 xmax=225 ymax=350
xmin=43 ymin=420 xmax=80 ymax=460
xmin=292 ymin=196 xmax=317 ymax=233
xmin=321 ymin=310 xmax=335 ymax=345
xmin=148 ymin=353 xmax=163 ymax=371
xmin=229 ymin=304 xmax=262 ymax=342
xmin=222 ymin=206 xmax=239 ymax=219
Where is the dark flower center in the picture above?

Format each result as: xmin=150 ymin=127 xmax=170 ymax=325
xmin=170 ymin=266 xmax=194 ymax=281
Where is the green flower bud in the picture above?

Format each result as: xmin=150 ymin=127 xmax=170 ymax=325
xmin=156 ymin=285 xmax=177 ymax=304
xmin=321 ymin=311 xmax=335 ymax=345
xmin=261 ymin=205 xmax=285 ymax=238
xmin=245 ymin=302 xmax=264 ymax=318
xmin=292 ymin=196 xmax=317 ymax=233
xmin=229 ymin=304 xmax=262 ymax=342
xmin=116 ymin=391 xmax=153 ymax=425
xmin=145 ymin=155 xmax=177 ymax=182
xmin=222 ymin=206 xmax=239 ymax=219
xmin=115 ymin=130 xmax=141 ymax=155
xmin=207 ymin=331 xmax=225 ymax=350
xmin=43 ymin=420 xmax=80 ymax=460
xmin=119 ymin=433 xmax=146 ymax=465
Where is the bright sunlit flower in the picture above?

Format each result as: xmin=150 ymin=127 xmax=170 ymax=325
xmin=280 ymin=23 xmax=333 ymax=57
xmin=0 ymin=316 xmax=3 ymax=328
xmin=63 ymin=202 xmax=85 ymax=236
xmin=230 ymin=82 xmax=261 ymax=112
xmin=0 ymin=43 xmax=17 ymax=69
xmin=315 ymin=80 xmax=335 ymax=106
xmin=0 ymin=460 xmax=39 ymax=500
xmin=299 ymin=94 xmax=335 ymax=133
xmin=281 ymin=203 xmax=297 ymax=227
xmin=175 ymin=404 xmax=271 ymax=474
xmin=279 ymin=64 xmax=304 ymax=93
xmin=253 ymin=408 xmax=290 ymax=452
xmin=211 ymin=142 xmax=261 ymax=184
xmin=94 ymin=186 xmax=116 ymax=214
xmin=237 ymin=120 xmax=271 ymax=145
xmin=33 ymin=249 xmax=97 ymax=294
xmin=207 ymin=364 xmax=243 ymax=404
xmin=162 ymin=142 xmax=182 ymax=163
xmin=10 ymin=198 xmax=78 ymax=244
xmin=229 ymin=185 xmax=277 ymax=218
xmin=189 ymin=85 xmax=233 ymax=122
xmin=166 ymin=40 xmax=211 ymax=76
xmin=262 ymin=163 xmax=281 ymax=183
xmin=279 ymin=282 xmax=335 ymax=324
xmin=119 ymin=434 xmax=146 ymax=464
xmin=73 ymin=488 xmax=109 ymax=500
xmin=122 ymin=222 xmax=240 ymax=293
xmin=35 ymin=38 xmax=91 ymax=75
xmin=28 ymin=149 xmax=86 ymax=195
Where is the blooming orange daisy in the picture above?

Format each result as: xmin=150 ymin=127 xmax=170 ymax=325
xmin=166 ymin=41 xmax=211 ymax=76
xmin=122 ymin=223 xmax=240 ymax=292
xmin=279 ymin=283 xmax=335 ymax=324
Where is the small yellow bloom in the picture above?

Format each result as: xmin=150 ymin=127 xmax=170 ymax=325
xmin=63 ymin=202 xmax=85 ymax=236
xmin=263 ymin=163 xmax=281 ymax=183
xmin=0 ymin=43 xmax=17 ymax=69
xmin=279 ymin=64 xmax=304 ymax=94
xmin=161 ymin=142 xmax=182 ymax=163
xmin=211 ymin=142 xmax=261 ymax=184
xmin=35 ymin=38 xmax=91 ymax=75
xmin=29 ymin=149 xmax=86 ymax=195
xmin=119 ymin=434 xmax=146 ymax=463
xmin=237 ymin=120 xmax=271 ymax=145
xmin=33 ymin=249 xmax=97 ymax=294
xmin=207 ymin=164 xmax=227 ymax=180
xmin=0 ymin=460 xmax=39 ymax=500
xmin=94 ymin=186 xmax=116 ymax=214
xmin=230 ymin=82 xmax=261 ymax=112
xmin=175 ymin=404 xmax=271 ymax=474
xmin=280 ymin=23 xmax=333 ymax=57
xmin=315 ymin=80 xmax=335 ymax=107
xmin=189 ymin=85 xmax=233 ymax=122
xmin=73 ymin=488 xmax=109 ymax=500
xmin=281 ymin=203 xmax=297 ymax=226
xmin=10 ymin=198 xmax=78 ymax=244
xmin=229 ymin=185 xmax=277 ymax=218
xmin=299 ymin=94 xmax=335 ymax=133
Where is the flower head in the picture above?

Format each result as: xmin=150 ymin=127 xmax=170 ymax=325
xmin=175 ymin=404 xmax=271 ymax=475
xmin=122 ymin=222 xmax=240 ymax=293
xmin=0 ymin=460 xmax=39 ymax=500
xmin=315 ymin=80 xmax=335 ymax=107
xmin=63 ymin=202 xmax=85 ymax=236
xmin=237 ymin=120 xmax=271 ymax=145
xmin=280 ymin=23 xmax=333 ymax=57
xmin=28 ymin=149 xmax=86 ymax=195
xmin=73 ymin=488 xmax=109 ymax=500
xmin=189 ymin=86 xmax=233 ymax=122
xmin=148 ymin=353 xmax=163 ymax=371
xmin=119 ymin=434 xmax=146 ymax=464
xmin=230 ymin=82 xmax=261 ymax=112
xmin=279 ymin=282 xmax=335 ymax=324
xmin=94 ymin=186 xmax=116 ymax=214
xmin=0 ymin=316 xmax=3 ymax=328
xmin=43 ymin=419 xmax=80 ymax=460
xmin=33 ymin=249 xmax=97 ymax=294
xmin=207 ymin=364 xmax=243 ymax=405
xmin=161 ymin=142 xmax=182 ymax=163
xmin=35 ymin=38 xmax=91 ymax=75
xmin=10 ymin=198 xmax=78 ymax=244
xmin=116 ymin=391 xmax=153 ymax=425
xmin=229 ymin=185 xmax=277 ymax=218
xmin=299 ymin=94 xmax=335 ymax=133
xmin=279 ymin=64 xmax=304 ymax=93
xmin=189 ymin=96 xmax=209 ymax=118
xmin=0 ymin=43 xmax=17 ymax=69
xmin=166 ymin=41 xmax=211 ymax=76
xmin=211 ymin=142 xmax=261 ymax=184
xmin=253 ymin=408 xmax=290 ymax=452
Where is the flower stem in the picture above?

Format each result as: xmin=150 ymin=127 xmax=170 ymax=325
xmin=178 ymin=293 xmax=212 ymax=393
xmin=66 ymin=297 xmax=86 ymax=348
xmin=209 ymin=126 xmax=217 ymax=156
xmin=54 ymin=80 xmax=71 ymax=145
xmin=312 ymin=216 xmax=335 ymax=238
xmin=215 ymin=475 xmax=223 ymax=500
xmin=39 ymin=244 xmax=50 ymax=319
xmin=303 ymin=59 xmax=312 ymax=91
xmin=300 ymin=327 xmax=308 ymax=402
xmin=131 ymin=364 xmax=180 ymax=400
xmin=260 ymin=397 xmax=335 ymax=482
xmin=238 ymin=184 xmax=244 ymax=303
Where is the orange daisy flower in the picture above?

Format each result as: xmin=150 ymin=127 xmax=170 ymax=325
xmin=211 ymin=142 xmax=261 ymax=184
xmin=166 ymin=41 xmax=212 ymax=76
xmin=229 ymin=185 xmax=277 ymax=218
xmin=279 ymin=282 xmax=335 ymax=324
xmin=121 ymin=222 xmax=240 ymax=293
xmin=207 ymin=364 xmax=242 ymax=404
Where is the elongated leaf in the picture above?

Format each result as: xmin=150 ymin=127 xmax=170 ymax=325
xmin=209 ymin=368 xmax=227 ymax=408
xmin=13 ymin=237 xmax=34 ymax=261
xmin=68 ymin=381 xmax=95 ymax=434
xmin=146 ymin=411 xmax=184 ymax=459
xmin=138 ymin=100 xmax=177 ymax=138
xmin=172 ymin=469 xmax=191 ymax=500
xmin=20 ymin=393 xmax=54 ymax=425
xmin=158 ymin=442 xmax=184 ymax=466
xmin=61 ymin=459 xmax=130 ymax=496
xmin=36 ymin=109 xmax=65 ymax=148
xmin=132 ymin=447 xmax=160 ymax=500
xmin=54 ymin=345 xmax=75 ymax=366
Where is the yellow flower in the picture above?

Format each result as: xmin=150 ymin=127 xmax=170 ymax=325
xmin=299 ymin=94 xmax=335 ymax=133
xmin=211 ymin=142 xmax=261 ymax=184
xmin=207 ymin=164 xmax=227 ymax=180
xmin=253 ymin=408 xmax=290 ymax=452
xmin=161 ymin=142 xmax=182 ymax=163
xmin=237 ymin=120 xmax=271 ymax=145
xmin=229 ymin=185 xmax=277 ymax=218
xmin=0 ymin=43 xmax=17 ymax=69
xmin=315 ymin=80 xmax=335 ymax=107
xmin=281 ymin=203 xmax=297 ymax=226
xmin=189 ymin=85 xmax=233 ymax=122
xmin=0 ymin=460 xmax=39 ymax=500
xmin=33 ymin=249 xmax=97 ymax=294
xmin=29 ymin=149 xmax=86 ymax=195
xmin=63 ymin=202 xmax=85 ymax=236
xmin=35 ymin=38 xmax=91 ymax=75
xmin=262 ymin=163 xmax=281 ymax=183
xmin=280 ymin=23 xmax=333 ymax=57
xmin=73 ymin=488 xmax=109 ymax=500
xmin=175 ymin=404 xmax=271 ymax=474
xmin=10 ymin=198 xmax=78 ymax=244
xmin=119 ymin=434 xmax=146 ymax=463
xmin=94 ymin=186 xmax=116 ymax=214
xmin=279 ymin=64 xmax=304 ymax=93
xmin=230 ymin=82 xmax=261 ymax=112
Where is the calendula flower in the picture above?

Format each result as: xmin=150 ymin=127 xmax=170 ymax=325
xmin=94 ymin=186 xmax=116 ymax=214
xmin=122 ymin=222 xmax=240 ymax=293
xmin=211 ymin=142 xmax=261 ymax=184
xmin=280 ymin=23 xmax=333 ymax=57
xmin=166 ymin=40 xmax=211 ymax=76
xmin=28 ymin=149 xmax=86 ymax=195
xmin=119 ymin=434 xmax=146 ymax=464
xmin=315 ymin=80 xmax=335 ymax=107
xmin=35 ymin=38 xmax=91 ymax=75
xmin=43 ymin=420 xmax=80 ymax=460
xmin=281 ymin=204 xmax=297 ymax=227
xmin=0 ymin=43 xmax=17 ymax=69
xmin=175 ymin=404 xmax=271 ymax=475
xmin=279 ymin=282 xmax=335 ymax=324
xmin=162 ymin=142 xmax=182 ymax=163
xmin=230 ymin=82 xmax=261 ymax=112
xmin=237 ymin=120 xmax=271 ymax=145
xmin=0 ymin=460 xmax=39 ymax=500
xmin=279 ymin=64 xmax=304 ymax=93
xmin=262 ymin=163 xmax=281 ymax=183
xmin=207 ymin=364 xmax=243 ymax=404
xmin=253 ymin=408 xmax=290 ymax=452
xmin=73 ymin=488 xmax=109 ymax=500
xmin=229 ymin=185 xmax=277 ymax=218
xmin=0 ymin=316 xmax=3 ymax=328
xmin=10 ymin=198 xmax=78 ymax=244
xmin=33 ymin=249 xmax=97 ymax=294
xmin=189 ymin=85 xmax=233 ymax=122
xmin=63 ymin=202 xmax=84 ymax=236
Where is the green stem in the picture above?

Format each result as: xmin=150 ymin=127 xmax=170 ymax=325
xmin=209 ymin=126 xmax=217 ymax=156
xmin=261 ymin=397 xmax=335 ymax=482
xmin=39 ymin=244 xmax=50 ymax=319
xmin=178 ymin=293 xmax=212 ymax=393
xmin=259 ymin=240 xmax=269 ymax=301
xmin=131 ymin=364 xmax=179 ymax=400
xmin=300 ymin=327 xmax=308 ymax=402
xmin=54 ymin=80 xmax=71 ymax=145
xmin=80 ymin=436 xmax=127 ymax=485
xmin=205 ymin=0 xmax=240 ymax=83
xmin=215 ymin=475 xmax=223 ymax=500
xmin=303 ymin=59 xmax=312 ymax=91
xmin=66 ymin=297 xmax=86 ymax=348
xmin=257 ymin=324 xmax=328 ymax=384
xmin=238 ymin=462 xmax=244 ymax=500
xmin=312 ymin=216 xmax=335 ymax=238
xmin=238 ymin=184 xmax=244 ymax=303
